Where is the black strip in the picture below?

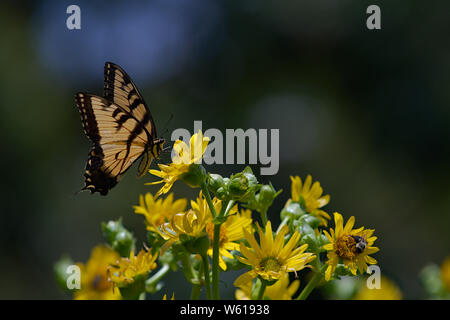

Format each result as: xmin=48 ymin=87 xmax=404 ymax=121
xmin=127 ymin=88 xmax=137 ymax=100
xmin=116 ymin=113 xmax=132 ymax=130
xmin=129 ymin=97 xmax=142 ymax=111
xmin=112 ymin=108 xmax=121 ymax=118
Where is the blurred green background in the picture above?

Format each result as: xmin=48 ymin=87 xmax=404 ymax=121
xmin=1 ymin=0 xmax=449 ymax=299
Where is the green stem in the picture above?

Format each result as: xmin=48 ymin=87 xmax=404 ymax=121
xmin=201 ymin=254 xmax=212 ymax=300
xmin=212 ymin=223 xmax=221 ymax=300
xmin=296 ymin=264 xmax=326 ymax=300
xmin=256 ymin=281 xmax=267 ymax=300
xmin=191 ymin=259 xmax=204 ymax=300
xmin=201 ymin=182 xmax=218 ymax=219
xmin=211 ymin=200 xmax=234 ymax=300
xmin=179 ymin=249 xmax=197 ymax=284
xmin=145 ymin=264 xmax=170 ymax=292
xmin=260 ymin=209 xmax=268 ymax=227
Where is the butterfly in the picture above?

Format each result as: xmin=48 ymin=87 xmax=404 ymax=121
xmin=75 ymin=62 xmax=165 ymax=195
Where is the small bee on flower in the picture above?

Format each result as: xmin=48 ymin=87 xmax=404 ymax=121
xmin=322 ymin=212 xmax=379 ymax=281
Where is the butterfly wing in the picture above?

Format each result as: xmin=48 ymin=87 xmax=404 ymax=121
xmin=104 ymin=62 xmax=157 ymax=139
xmin=76 ymin=93 xmax=149 ymax=195
xmin=104 ymin=62 xmax=164 ymax=178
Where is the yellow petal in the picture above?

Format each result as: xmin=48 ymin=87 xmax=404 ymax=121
xmin=233 ymin=271 xmax=256 ymax=287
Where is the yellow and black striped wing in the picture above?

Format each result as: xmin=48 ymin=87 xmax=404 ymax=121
xmin=76 ymin=93 xmax=150 ymax=195
xmin=104 ymin=61 xmax=157 ymax=138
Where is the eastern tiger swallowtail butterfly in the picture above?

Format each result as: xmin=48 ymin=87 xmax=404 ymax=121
xmin=75 ymin=62 xmax=165 ymax=195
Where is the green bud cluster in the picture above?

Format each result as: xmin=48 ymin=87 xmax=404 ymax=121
xmin=297 ymin=220 xmax=328 ymax=254
xmin=246 ymin=183 xmax=282 ymax=215
xmin=207 ymin=173 xmax=230 ymax=200
xmin=280 ymin=201 xmax=305 ymax=221
xmin=281 ymin=202 xmax=328 ymax=254
xmin=101 ymin=219 xmax=136 ymax=257
xmin=207 ymin=166 xmax=259 ymax=202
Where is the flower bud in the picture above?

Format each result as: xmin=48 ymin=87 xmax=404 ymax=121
xmin=299 ymin=214 xmax=321 ymax=229
xmin=228 ymin=167 xmax=259 ymax=201
xmin=229 ymin=173 xmax=248 ymax=197
xmin=208 ymin=173 xmax=225 ymax=193
xmin=215 ymin=186 xmax=229 ymax=200
xmin=258 ymin=183 xmax=281 ymax=210
xmin=208 ymin=174 xmax=230 ymax=200
xmin=247 ymin=183 xmax=281 ymax=214
xmin=101 ymin=219 xmax=136 ymax=257
xmin=181 ymin=164 xmax=207 ymax=188
xmin=183 ymin=235 xmax=210 ymax=255
xmin=280 ymin=201 xmax=305 ymax=221
xmin=297 ymin=221 xmax=328 ymax=253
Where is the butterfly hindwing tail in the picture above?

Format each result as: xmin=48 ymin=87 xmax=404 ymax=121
xmin=82 ymin=144 xmax=118 ymax=195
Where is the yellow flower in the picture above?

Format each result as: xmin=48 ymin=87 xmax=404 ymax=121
xmin=74 ymin=245 xmax=121 ymax=300
xmin=354 ymin=276 xmax=402 ymax=300
xmin=235 ymin=273 xmax=300 ymax=300
xmin=322 ymin=212 xmax=379 ymax=281
xmin=190 ymin=190 xmax=222 ymax=221
xmin=147 ymin=130 xmax=210 ymax=197
xmin=234 ymin=221 xmax=315 ymax=287
xmin=206 ymin=208 xmax=252 ymax=270
xmin=158 ymin=191 xmax=215 ymax=253
xmin=290 ymin=175 xmax=331 ymax=226
xmin=108 ymin=248 xmax=158 ymax=286
xmin=441 ymin=256 xmax=450 ymax=291
xmin=133 ymin=193 xmax=187 ymax=231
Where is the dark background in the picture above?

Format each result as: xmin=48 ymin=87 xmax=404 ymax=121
xmin=1 ymin=0 xmax=449 ymax=299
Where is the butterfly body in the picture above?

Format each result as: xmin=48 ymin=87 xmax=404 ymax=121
xmin=76 ymin=62 xmax=164 ymax=195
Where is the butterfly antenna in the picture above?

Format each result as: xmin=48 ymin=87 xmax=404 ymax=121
xmin=160 ymin=113 xmax=174 ymax=138
xmin=163 ymin=141 xmax=174 ymax=151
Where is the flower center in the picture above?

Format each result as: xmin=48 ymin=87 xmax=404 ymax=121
xmin=335 ymin=235 xmax=359 ymax=260
xmin=260 ymin=257 xmax=282 ymax=273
